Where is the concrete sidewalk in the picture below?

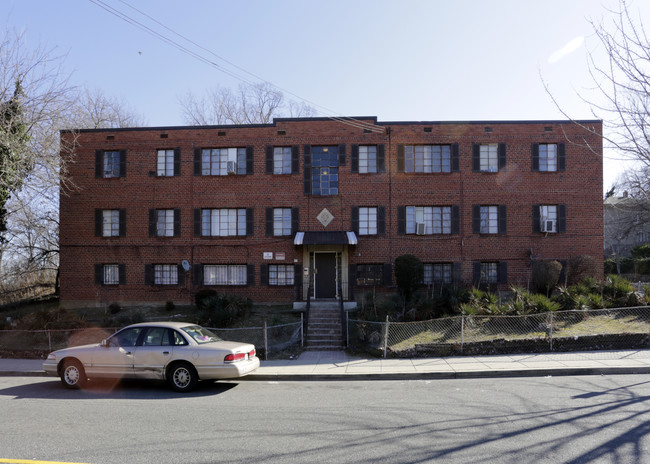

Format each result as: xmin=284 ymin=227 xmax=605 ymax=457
xmin=3 ymin=349 xmax=650 ymax=380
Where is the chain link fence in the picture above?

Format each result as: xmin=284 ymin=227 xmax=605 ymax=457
xmin=0 ymin=321 xmax=303 ymax=360
xmin=348 ymin=306 xmax=650 ymax=357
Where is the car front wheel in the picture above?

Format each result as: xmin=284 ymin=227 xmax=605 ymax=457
xmin=167 ymin=362 xmax=198 ymax=392
xmin=60 ymin=359 xmax=87 ymax=389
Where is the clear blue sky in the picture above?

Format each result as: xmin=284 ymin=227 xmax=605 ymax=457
xmin=4 ymin=0 xmax=649 ymax=192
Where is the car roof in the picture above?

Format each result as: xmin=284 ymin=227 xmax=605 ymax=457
xmin=123 ymin=321 xmax=198 ymax=330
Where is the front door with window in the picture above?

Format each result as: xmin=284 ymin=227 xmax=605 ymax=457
xmin=314 ymin=253 xmax=336 ymax=298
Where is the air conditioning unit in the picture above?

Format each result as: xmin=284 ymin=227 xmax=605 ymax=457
xmin=415 ymin=222 xmax=426 ymax=235
xmin=541 ymin=219 xmax=556 ymax=233
xmin=226 ymin=160 xmax=237 ymax=174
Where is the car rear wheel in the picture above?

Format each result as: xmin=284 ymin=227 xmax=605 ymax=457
xmin=60 ymin=359 xmax=87 ymax=389
xmin=167 ymin=362 xmax=198 ymax=392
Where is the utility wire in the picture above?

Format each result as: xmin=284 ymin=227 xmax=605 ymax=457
xmin=88 ymin=0 xmax=385 ymax=133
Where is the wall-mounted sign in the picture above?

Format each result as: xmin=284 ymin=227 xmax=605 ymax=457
xmin=263 ymin=252 xmax=273 ymax=260
xmin=275 ymin=252 xmax=285 ymax=260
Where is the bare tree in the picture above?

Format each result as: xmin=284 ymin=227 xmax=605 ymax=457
xmin=584 ymin=1 xmax=650 ymax=191
xmin=0 ymin=29 xmax=146 ymax=297
xmin=67 ymin=87 xmax=145 ymax=129
xmin=544 ymin=1 xmax=650 ymax=259
xmin=179 ymin=82 xmax=317 ymax=125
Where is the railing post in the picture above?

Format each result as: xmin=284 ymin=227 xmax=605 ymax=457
xmin=48 ymin=329 xmax=52 ymax=352
xmin=383 ymin=315 xmax=390 ymax=359
xmin=300 ymin=313 xmax=304 ymax=348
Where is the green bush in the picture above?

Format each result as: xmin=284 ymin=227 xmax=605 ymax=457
xmin=394 ymin=254 xmax=423 ymax=303
xmin=532 ymin=260 xmax=562 ymax=295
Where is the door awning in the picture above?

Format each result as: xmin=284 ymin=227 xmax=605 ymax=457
xmin=294 ymin=231 xmax=358 ymax=246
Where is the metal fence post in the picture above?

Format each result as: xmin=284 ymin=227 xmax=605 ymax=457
xmin=549 ymin=312 xmax=554 ymax=352
xmin=383 ymin=315 xmax=390 ymax=359
xmin=263 ymin=320 xmax=268 ymax=361
xmin=300 ymin=313 xmax=304 ymax=348
xmin=461 ymin=315 xmax=465 ymax=354
xmin=47 ymin=330 xmax=52 ymax=352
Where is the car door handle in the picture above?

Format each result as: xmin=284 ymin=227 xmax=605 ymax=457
xmin=125 ymin=351 xmax=132 ymax=355
xmin=163 ymin=351 xmax=170 ymax=355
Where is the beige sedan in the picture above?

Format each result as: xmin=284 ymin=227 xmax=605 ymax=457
xmin=43 ymin=321 xmax=260 ymax=392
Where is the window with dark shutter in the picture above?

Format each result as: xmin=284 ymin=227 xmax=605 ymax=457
xmin=351 ymin=207 xmax=359 ymax=234
xmin=265 ymin=146 xmax=273 ymax=174
xmin=303 ymin=145 xmax=312 ymax=194
xmin=173 ymin=148 xmax=181 ymax=176
xmin=377 ymin=144 xmax=385 ymax=173
xmin=246 ymin=208 xmax=254 ymax=236
xmin=291 ymin=207 xmax=299 ymax=235
xmin=351 ymin=145 xmax=359 ymax=173
xmin=291 ymin=146 xmax=300 ymax=174
xmin=173 ymin=209 xmax=181 ymax=236
xmin=265 ymin=208 xmax=273 ymax=236
xmin=246 ymin=146 xmax=254 ymax=174
xmin=397 ymin=206 xmax=406 ymax=234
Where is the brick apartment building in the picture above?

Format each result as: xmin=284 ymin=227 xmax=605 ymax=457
xmin=59 ymin=117 xmax=603 ymax=308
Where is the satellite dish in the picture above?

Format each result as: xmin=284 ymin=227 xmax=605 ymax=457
xmin=181 ymin=259 xmax=191 ymax=271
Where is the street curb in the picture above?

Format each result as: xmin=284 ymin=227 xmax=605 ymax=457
xmin=240 ymin=366 xmax=650 ymax=381
xmin=3 ymin=366 xmax=650 ymax=381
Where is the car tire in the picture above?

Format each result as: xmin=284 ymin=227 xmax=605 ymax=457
xmin=167 ymin=362 xmax=198 ymax=392
xmin=60 ymin=359 xmax=87 ymax=389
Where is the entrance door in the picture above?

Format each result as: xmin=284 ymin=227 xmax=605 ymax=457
xmin=314 ymin=253 xmax=336 ymax=299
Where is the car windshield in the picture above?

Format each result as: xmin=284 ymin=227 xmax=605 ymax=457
xmin=181 ymin=325 xmax=222 ymax=344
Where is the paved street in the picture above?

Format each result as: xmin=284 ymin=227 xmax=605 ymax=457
xmin=2 ymin=374 xmax=650 ymax=463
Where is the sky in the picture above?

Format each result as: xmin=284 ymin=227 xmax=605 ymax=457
xmin=3 ymin=0 xmax=649 ymax=193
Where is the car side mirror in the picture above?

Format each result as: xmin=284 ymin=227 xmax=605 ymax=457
xmin=101 ymin=339 xmax=110 ymax=348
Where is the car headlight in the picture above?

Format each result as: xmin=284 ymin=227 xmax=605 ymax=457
xmin=47 ymin=353 xmax=56 ymax=361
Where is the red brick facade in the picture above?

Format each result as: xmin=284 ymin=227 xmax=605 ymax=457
xmin=59 ymin=117 xmax=603 ymax=308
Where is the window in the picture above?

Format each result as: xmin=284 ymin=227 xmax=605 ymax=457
xmin=200 ymin=209 xmax=247 ymax=236
xmin=539 ymin=144 xmax=557 ymax=171
xmin=156 ymin=209 xmax=175 ymax=237
xmin=480 ymin=262 xmax=498 ymax=284
xmin=273 ymin=208 xmax=292 ymax=236
xmin=358 ymin=146 xmax=377 ymax=173
xmin=473 ymin=205 xmax=506 ymax=235
xmin=404 ymin=145 xmax=451 ymax=173
xmin=406 ymin=206 xmax=452 ymax=234
xmin=201 ymin=148 xmax=246 ymax=175
xmin=154 ymin=264 xmax=178 ymax=285
xmin=269 ymin=265 xmax=294 ymax=285
xmin=356 ymin=264 xmax=383 ymax=286
xmin=311 ymin=146 xmax=339 ymax=195
xmin=423 ymin=263 xmax=453 ymax=285
xmin=157 ymin=149 xmax=175 ymax=176
xmin=103 ymin=264 xmax=120 ymax=285
xmin=480 ymin=206 xmax=499 ymax=234
xmin=203 ymin=265 xmax=247 ymax=285
xmin=533 ymin=143 xmax=565 ymax=172
xmin=358 ymin=207 xmax=378 ymax=235
xmin=96 ymin=150 xmax=125 ymax=178
xmin=480 ymin=144 xmax=498 ymax=172
xmin=473 ymin=262 xmax=507 ymax=286
xmin=103 ymin=150 xmax=121 ymax=178
xmin=273 ymin=147 xmax=292 ymax=174
xmin=533 ymin=204 xmax=566 ymax=233
xmin=111 ymin=327 xmax=144 ymax=347
xmin=539 ymin=205 xmax=557 ymax=233
xmin=102 ymin=210 xmax=121 ymax=237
